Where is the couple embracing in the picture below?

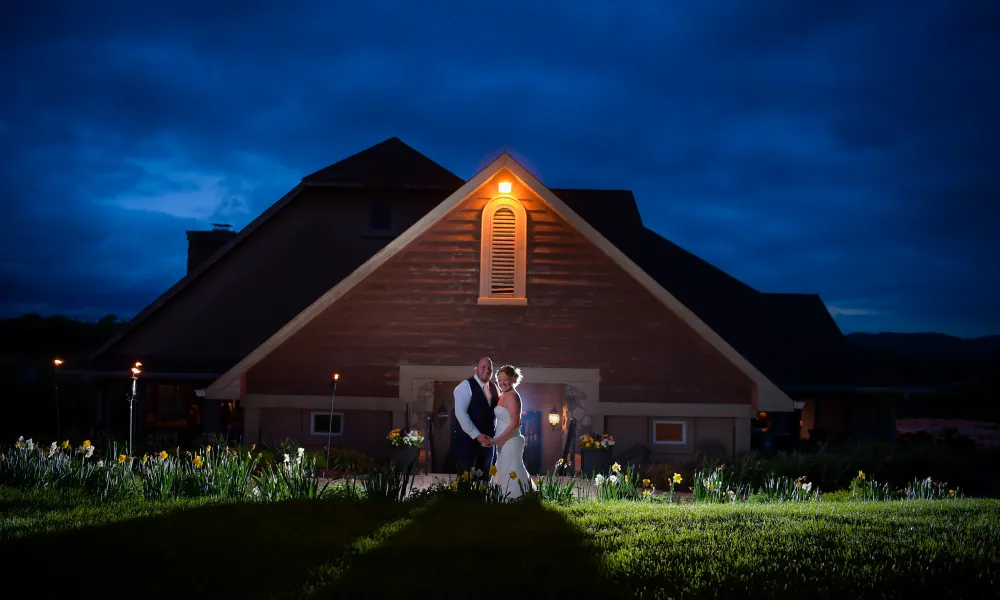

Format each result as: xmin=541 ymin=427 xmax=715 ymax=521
xmin=452 ymin=357 xmax=536 ymax=498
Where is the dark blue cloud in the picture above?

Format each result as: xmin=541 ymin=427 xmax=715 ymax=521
xmin=1 ymin=0 xmax=998 ymax=337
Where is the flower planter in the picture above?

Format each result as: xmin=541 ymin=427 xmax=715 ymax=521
xmin=581 ymin=448 xmax=613 ymax=476
xmin=390 ymin=445 xmax=420 ymax=474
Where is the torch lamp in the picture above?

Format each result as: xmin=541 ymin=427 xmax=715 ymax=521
xmin=325 ymin=372 xmax=339 ymax=476
xmin=129 ymin=362 xmax=142 ymax=455
xmin=548 ymin=406 xmax=561 ymax=431
xmin=53 ymin=358 xmax=64 ymax=439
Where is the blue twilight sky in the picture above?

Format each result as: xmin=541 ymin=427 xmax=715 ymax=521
xmin=1 ymin=1 xmax=998 ymax=338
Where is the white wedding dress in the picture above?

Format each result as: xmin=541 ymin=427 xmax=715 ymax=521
xmin=492 ymin=397 xmax=535 ymax=499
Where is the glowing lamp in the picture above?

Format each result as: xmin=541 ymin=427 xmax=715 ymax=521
xmin=131 ymin=361 xmax=142 ymax=377
xmin=53 ymin=358 xmax=64 ymax=367
xmin=498 ymin=181 xmax=512 ymax=194
xmin=548 ymin=407 xmax=561 ymax=431
xmin=333 ymin=373 xmax=340 ymax=381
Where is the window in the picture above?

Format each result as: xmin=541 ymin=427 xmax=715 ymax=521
xmin=652 ymin=420 xmax=687 ymax=445
xmin=310 ymin=411 xmax=344 ymax=436
xmin=370 ymin=199 xmax=392 ymax=231
xmin=479 ymin=197 xmax=527 ymax=305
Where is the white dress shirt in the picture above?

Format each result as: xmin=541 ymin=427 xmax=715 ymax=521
xmin=453 ymin=377 xmax=492 ymax=440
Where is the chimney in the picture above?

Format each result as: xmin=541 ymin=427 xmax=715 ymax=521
xmin=186 ymin=223 xmax=237 ymax=275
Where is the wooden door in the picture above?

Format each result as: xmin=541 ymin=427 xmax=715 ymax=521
xmin=522 ymin=411 xmax=542 ymax=475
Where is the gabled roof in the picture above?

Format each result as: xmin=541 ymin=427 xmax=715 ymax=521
xmin=302 ymin=137 xmax=464 ymax=189
xmin=91 ymin=137 xmax=462 ymax=365
xmin=206 ymin=153 xmax=796 ymax=412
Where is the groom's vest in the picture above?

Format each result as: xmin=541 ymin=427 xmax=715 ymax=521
xmin=466 ymin=376 xmax=499 ymax=437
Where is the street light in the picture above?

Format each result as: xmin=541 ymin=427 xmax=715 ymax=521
xmin=129 ymin=361 xmax=142 ymax=455
xmin=325 ymin=372 xmax=339 ymax=476
xmin=548 ymin=406 xmax=561 ymax=431
xmin=53 ymin=358 xmax=64 ymax=439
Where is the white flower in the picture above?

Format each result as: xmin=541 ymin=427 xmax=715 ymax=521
xmin=594 ymin=474 xmax=605 ymax=486
xmin=608 ymin=440 xmax=616 ymax=446
xmin=609 ymin=475 xmax=619 ymax=485
xmin=50 ymin=442 xmax=57 ymax=451
xmin=611 ymin=462 xmax=621 ymax=473
xmin=96 ymin=460 xmax=104 ymax=467
xmin=599 ymin=439 xmax=608 ymax=447
xmin=283 ymin=454 xmax=290 ymax=463
xmin=925 ymin=477 xmax=933 ymax=485
xmin=25 ymin=438 xmax=34 ymax=451
xmin=17 ymin=436 xmax=23 ymax=442
xmin=473 ymin=467 xmax=483 ymax=477
xmin=802 ymin=482 xmax=813 ymax=493
xmin=85 ymin=446 xmax=94 ymax=458
xmin=297 ymin=447 xmax=305 ymax=456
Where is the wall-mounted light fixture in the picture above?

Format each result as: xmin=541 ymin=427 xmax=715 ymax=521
xmin=548 ymin=406 xmax=561 ymax=431
xmin=498 ymin=181 xmax=512 ymax=194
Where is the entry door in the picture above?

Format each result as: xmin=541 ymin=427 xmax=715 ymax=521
xmin=432 ymin=381 xmax=459 ymax=473
xmin=522 ymin=411 xmax=542 ymax=475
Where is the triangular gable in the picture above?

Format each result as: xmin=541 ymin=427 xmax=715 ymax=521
xmin=206 ymin=153 xmax=795 ymax=412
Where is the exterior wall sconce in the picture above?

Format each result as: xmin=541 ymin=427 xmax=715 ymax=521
xmin=498 ymin=181 xmax=512 ymax=194
xmin=548 ymin=406 xmax=561 ymax=431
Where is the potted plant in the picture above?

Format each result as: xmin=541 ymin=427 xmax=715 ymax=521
xmin=387 ymin=428 xmax=424 ymax=474
xmin=579 ymin=433 xmax=615 ymax=475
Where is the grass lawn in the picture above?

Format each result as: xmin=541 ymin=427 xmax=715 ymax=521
xmin=2 ymin=487 xmax=998 ymax=599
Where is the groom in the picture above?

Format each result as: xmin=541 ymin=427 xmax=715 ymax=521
xmin=451 ymin=356 xmax=500 ymax=477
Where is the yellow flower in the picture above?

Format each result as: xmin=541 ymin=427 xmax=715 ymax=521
xmin=83 ymin=440 xmax=91 ymax=448
xmin=450 ymin=481 xmax=458 ymax=489
xmin=624 ymin=475 xmax=629 ymax=482
xmin=948 ymin=489 xmax=956 ymax=496
xmin=159 ymin=450 xmax=168 ymax=460
xmin=461 ymin=471 xmax=470 ymax=482
xmin=858 ymin=470 xmax=866 ymax=480
xmin=642 ymin=489 xmax=651 ymax=497
xmin=15 ymin=441 xmax=21 ymax=448
xmin=193 ymin=456 xmax=203 ymax=468
xmin=142 ymin=454 xmax=148 ymax=464
xmin=672 ymin=473 xmax=683 ymax=484
xmin=118 ymin=454 xmax=127 ymax=463
xmin=489 ymin=465 xmax=497 ymax=477
xmin=611 ymin=462 xmax=621 ymax=473
xmin=61 ymin=440 xmax=69 ymax=449
xmin=795 ymin=480 xmax=802 ymax=488
xmin=509 ymin=471 xmax=517 ymax=480
xmin=642 ymin=478 xmax=651 ymax=488
xmin=206 ymin=445 xmax=212 ymax=453
xmin=257 ymin=452 xmax=263 ymax=458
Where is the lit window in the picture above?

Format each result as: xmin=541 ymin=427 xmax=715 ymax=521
xmin=652 ymin=420 xmax=687 ymax=445
xmin=478 ymin=197 xmax=527 ymax=305
xmin=310 ymin=411 xmax=344 ymax=436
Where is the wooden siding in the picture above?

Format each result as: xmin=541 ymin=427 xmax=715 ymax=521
xmin=106 ymin=188 xmax=443 ymax=367
xmin=248 ymin=170 xmax=754 ymax=404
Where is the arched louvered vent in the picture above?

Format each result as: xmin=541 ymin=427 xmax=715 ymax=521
xmin=489 ymin=207 xmax=517 ymax=296
xmin=478 ymin=195 xmax=527 ymax=305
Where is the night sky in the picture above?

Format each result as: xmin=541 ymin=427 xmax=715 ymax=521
xmin=1 ymin=2 xmax=997 ymax=338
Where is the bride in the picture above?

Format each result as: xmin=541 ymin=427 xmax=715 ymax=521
xmin=485 ymin=365 xmax=535 ymax=499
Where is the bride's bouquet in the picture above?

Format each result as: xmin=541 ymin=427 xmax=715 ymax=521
xmin=386 ymin=428 xmax=425 ymax=447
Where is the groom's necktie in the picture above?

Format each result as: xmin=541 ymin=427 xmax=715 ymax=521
xmin=483 ymin=381 xmax=492 ymax=404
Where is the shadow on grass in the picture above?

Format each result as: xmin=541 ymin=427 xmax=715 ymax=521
xmin=1 ymin=498 xmax=416 ymax=600
xmin=290 ymin=497 xmax=617 ymax=599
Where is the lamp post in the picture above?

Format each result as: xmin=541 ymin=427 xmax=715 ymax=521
xmin=325 ymin=373 xmax=339 ymax=476
xmin=129 ymin=362 xmax=142 ymax=456
xmin=548 ymin=406 xmax=561 ymax=431
xmin=53 ymin=358 xmax=64 ymax=439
